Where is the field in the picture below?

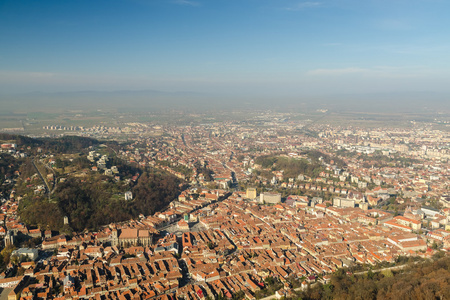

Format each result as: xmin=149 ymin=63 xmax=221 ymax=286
xmin=1 ymin=102 xmax=449 ymax=136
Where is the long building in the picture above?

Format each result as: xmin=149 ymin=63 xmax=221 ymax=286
xmin=260 ymin=193 xmax=281 ymax=204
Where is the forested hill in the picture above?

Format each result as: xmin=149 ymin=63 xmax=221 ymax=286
xmin=254 ymin=154 xmax=323 ymax=179
xmin=299 ymin=253 xmax=450 ymax=300
xmin=253 ymin=150 xmax=346 ymax=180
xmin=0 ymin=133 xmax=100 ymax=154
xmin=3 ymin=133 xmax=183 ymax=232
xmin=19 ymin=171 xmax=181 ymax=232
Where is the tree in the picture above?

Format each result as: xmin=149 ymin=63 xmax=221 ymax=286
xmin=381 ymin=269 xmax=393 ymax=278
xmin=1 ymin=245 xmax=16 ymax=267
xmin=431 ymin=241 xmax=439 ymax=250
xmin=207 ymin=242 xmax=215 ymax=249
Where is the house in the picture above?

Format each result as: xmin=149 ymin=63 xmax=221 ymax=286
xmin=367 ymin=195 xmax=381 ymax=206
xmin=158 ymin=211 xmax=177 ymax=223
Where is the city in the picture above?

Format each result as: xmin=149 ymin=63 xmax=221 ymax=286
xmin=1 ymin=0 xmax=450 ymax=299
xmin=0 ymin=112 xmax=448 ymax=299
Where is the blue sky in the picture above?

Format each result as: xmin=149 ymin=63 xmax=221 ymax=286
xmin=1 ymin=0 xmax=449 ymax=97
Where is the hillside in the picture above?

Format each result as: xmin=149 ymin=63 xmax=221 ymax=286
xmin=298 ymin=254 xmax=450 ymax=300
xmin=0 ymin=134 xmax=182 ymax=232
xmin=19 ymin=170 xmax=181 ymax=232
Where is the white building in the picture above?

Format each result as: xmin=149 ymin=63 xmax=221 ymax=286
xmin=125 ymin=191 xmax=133 ymax=200
xmin=260 ymin=193 xmax=281 ymax=204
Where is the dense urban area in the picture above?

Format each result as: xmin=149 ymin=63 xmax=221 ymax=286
xmin=0 ymin=112 xmax=449 ymax=300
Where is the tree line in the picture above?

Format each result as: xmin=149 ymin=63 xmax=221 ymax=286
xmin=294 ymin=253 xmax=449 ymax=300
xmin=0 ymin=133 xmax=100 ymax=154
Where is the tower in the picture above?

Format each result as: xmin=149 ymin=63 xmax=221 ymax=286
xmin=4 ymin=230 xmax=14 ymax=247
xmin=111 ymin=229 xmax=119 ymax=246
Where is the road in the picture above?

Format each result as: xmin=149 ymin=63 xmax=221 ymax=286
xmin=354 ymin=261 xmax=418 ymax=276
xmin=32 ymin=159 xmax=51 ymax=198
xmin=0 ymin=288 xmax=13 ymax=300
xmin=43 ymin=162 xmax=57 ymax=194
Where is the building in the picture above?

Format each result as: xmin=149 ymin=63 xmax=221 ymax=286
xmin=11 ymin=248 xmax=39 ymax=261
xmin=286 ymin=195 xmax=309 ymax=207
xmin=177 ymin=220 xmax=190 ymax=231
xmin=393 ymin=216 xmax=422 ymax=231
xmin=260 ymin=193 xmax=281 ymax=204
xmin=124 ymin=191 xmax=133 ymax=201
xmin=359 ymin=202 xmax=369 ymax=211
xmin=1 ymin=144 xmax=16 ymax=150
xmin=111 ymin=228 xmax=153 ymax=247
xmin=439 ymin=195 xmax=450 ymax=208
xmin=333 ymin=197 xmax=355 ymax=208
xmin=246 ymin=188 xmax=257 ymax=199
xmin=4 ymin=230 xmax=14 ymax=247
xmin=0 ymin=276 xmax=23 ymax=288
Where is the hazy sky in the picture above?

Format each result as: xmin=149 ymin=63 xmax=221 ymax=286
xmin=1 ymin=0 xmax=449 ymax=97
